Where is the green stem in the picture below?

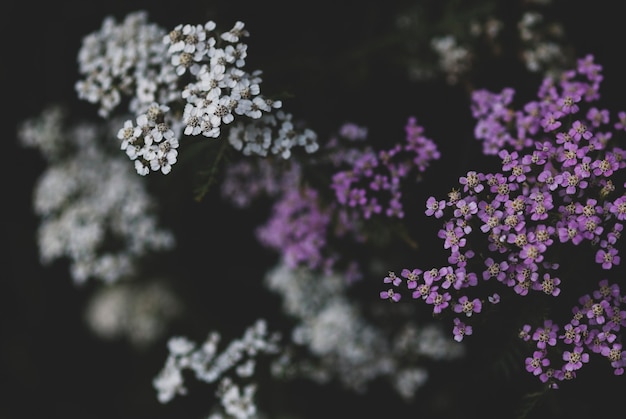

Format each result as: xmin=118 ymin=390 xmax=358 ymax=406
xmin=193 ymin=138 xmax=230 ymax=202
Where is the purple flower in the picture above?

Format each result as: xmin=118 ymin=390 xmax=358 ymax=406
xmin=534 ymin=273 xmax=561 ymax=297
xmin=526 ymin=350 xmax=550 ymax=376
xmin=453 ymin=317 xmax=472 ymax=342
xmin=609 ymin=196 xmax=626 ymax=220
xmin=558 ymin=94 xmax=581 ymax=114
xmin=601 ymin=343 xmax=626 ymax=375
xmin=459 ymin=171 xmax=485 ymax=194
xmin=593 ymin=279 xmax=622 ymax=301
xmin=412 ymin=283 xmax=431 ymax=300
xmin=559 ymin=323 xmax=585 ymax=345
xmin=401 ymin=268 xmax=422 ymax=289
xmin=454 ymin=295 xmax=482 ymax=317
xmin=540 ymin=111 xmax=563 ymax=132
xmin=426 ymin=289 xmax=451 ymax=314
xmin=532 ymin=320 xmax=559 ymax=349
xmin=383 ymin=271 xmax=402 ymax=286
xmin=483 ymin=257 xmax=508 ymax=282
xmin=380 ymin=288 xmax=401 ymax=302
xmin=256 ymin=187 xmax=331 ymax=271
xmin=615 ymin=111 xmax=626 ymax=131
xmin=423 ymin=267 xmax=442 ymax=284
xmin=596 ymin=247 xmax=620 ymax=269
xmin=563 ymin=346 xmax=589 ymax=371
xmin=488 ymin=293 xmax=501 ymax=304
xmin=586 ymin=299 xmax=612 ymax=325
xmin=425 ymin=196 xmax=446 ymax=218
xmin=519 ymin=324 xmax=532 ymax=341
xmin=569 ymin=120 xmax=592 ymax=141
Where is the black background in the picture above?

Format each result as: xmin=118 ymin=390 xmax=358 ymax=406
xmin=5 ymin=1 xmax=626 ymax=418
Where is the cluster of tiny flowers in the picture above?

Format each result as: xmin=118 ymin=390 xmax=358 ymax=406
xmin=220 ymin=157 xmax=302 ymax=208
xmin=380 ymin=55 xmax=626 ymax=380
xmin=520 ymin=279 xmax=626 ymax=388
xmin=18 ymin=106 xmax=175 ymax=284
xmin=265 ymin=262 xmax=463 ymax=399
xmin=170 ymin=20 xmax=278 ymax=136
xmin=517 ymin=9 xmax=571 ymax=76
xmin=256 ymin=186 xmax=333 ymax=272
xmin=429 ymin=35 xmax=473 ymax=85
xmin=76 ymin=11 xmax=319 ymax=176
xmin=250 ymin=162 xmax=364 ymax=278
xmin=153 ymin=319 xmax=281 ymax=418
xmin=210 ymin=377 xmax=258 ymax=419
xmin=470 ymin=54 xmax=625 ymax=272
xmin=224 ymin=123 xmax=394 ymax=279
xmin=75 ymin=11 xmax=177 ymax=118
xmin=84 ymin=280 xmax=183 ymax=350
xmin=233 ymin=120 xmax=439 ymax=279
xmin=330 ymin=117 xmax=440 ymax=220
xmin=117 ymin=103 xmax=180 ymax=175
xmin=168 ymin=20 xmax=319 ymax=160
xmin=398 ymin=0 xmax=569 ymax=85
xmin=228 ymin=110 xmax=319 ymax=159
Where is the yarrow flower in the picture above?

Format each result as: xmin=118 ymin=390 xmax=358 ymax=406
xmin=381 ymin=54 xmax=626 ymax=388
xmin=18 ymin=106 xmax=175 ymax=284
xmin=76 ymin=12 xmax=319 ymax=176
xmin=331 ymin=117 xmax=440 ymax=220
xmin=22 ymin=6 xmax=626 ymax=418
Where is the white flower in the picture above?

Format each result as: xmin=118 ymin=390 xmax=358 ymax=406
xmin=220 ymin=21 xmax=248 ymax=43
xmin=20 ymin=107 xmax=175 ymax=284
xmin=207 ymin=96 xmax=235 ymax=126
xmin=135 ymin=159 xmax=150 ymax=176
xmin=224 ymin=43 xmax=247 ymax=68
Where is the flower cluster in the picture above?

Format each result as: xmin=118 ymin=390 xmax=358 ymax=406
xmin=75 ymin=11 xmax=174 ymax=118
xmin=153 ymin=319 xmax=281 ymax=417
xmin=264 ymin=262 xmax=463 ymax=399
xmin=76 ymin=11 xmax=318 ymax=176
xmin=397 ymin=0 xmax=572 ymax=85
xmin=209 ymin=115 xmax=448 ymax=405
xmin=227 ymin=118 xmax=439 ymax=280
xmin=521 ymin=278 xmax=626 ymax=387
xmin=84 ymin=279 xmax=183 ymax=350
xmin=330 ymin=117 xmax=440 ymax=220
xmin=381 ymin=54 xmax=626 ymax=386
xmin=17 ymin=106 xmax=175 ymax=284
xmin=117 ymin=103 xmax=180 ymax=174
xmin=20 ymin=4 xmax=626 ymax=418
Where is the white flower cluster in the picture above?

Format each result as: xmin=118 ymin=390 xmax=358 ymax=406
xmin=169 ymin=20 xmax=318 ymax=159
xmin=153 ymin=319 xmax=281 ymax=417
xmin=211 ymin=377 xmax=258 ymax=419
xmin=18 ymin=106 xmax=175 ymax=284
xmin=117 ymin=103 xmax=180 ymax=175
xmin=75 ymin=11 xmax=177 ymax=118
xmin=264 ymin=262 xmax=465 ymax=399
xmin=518 ymin=11 xmax=570 ymax=75
xmin=430 ymin=35 xmax=473 ymax=85
xmin=84 ymin=280 xmax=183 ymax=350
xmin=398 ymin=1 xmax=571 ymax=85
xmin=76 ymin=11 xmax=319 ymax=176
xmin=228 ymin=110 xmax=318 ymax=159
xmin=172 ymin=20 xmax=276 ymax=135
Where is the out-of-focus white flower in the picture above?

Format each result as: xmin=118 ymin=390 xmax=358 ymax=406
xmin=84 ymin=280 xmax=183 ymax=349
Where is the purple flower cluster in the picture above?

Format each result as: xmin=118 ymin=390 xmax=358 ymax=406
xmin=381 ymin=55 xmax=626 ymax=385
xmin=222 ymin=155 xmax=368 ymax=281
xmin=331 ymin=117 xmax=440 ymax=219
xmin=521 ymin=279 xmax=626 ymax=388
xmin=256 ymin=186 xmax=333 ymax=271
xmin=220 ymin=157 xmax=301 ymax=208
xmin=241 ymin=120 xmax=440 ymax=281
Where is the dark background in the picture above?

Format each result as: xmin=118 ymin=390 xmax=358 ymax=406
xmin=5 ymin=1 xmax=626 ymax=418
